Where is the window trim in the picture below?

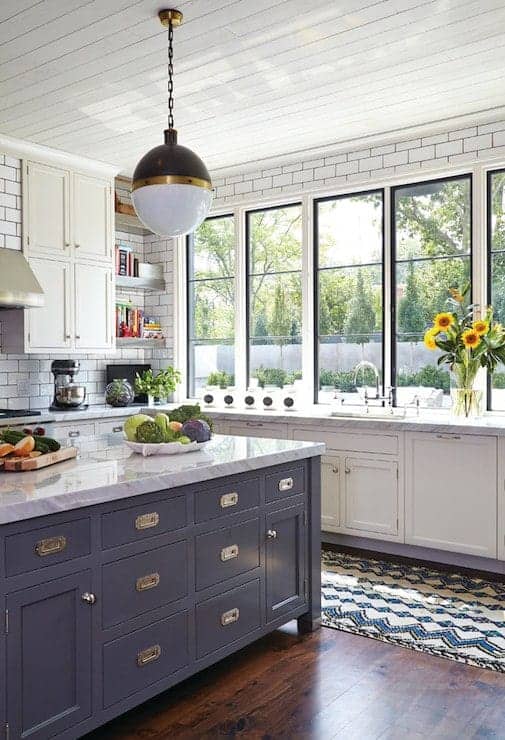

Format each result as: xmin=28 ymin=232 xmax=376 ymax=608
xmin=390 ymin=173 xmax=474 ymax=400
xmin=313 ymin=188 xmax=386 ymax=404
xmin=486 ymin=167 xmax=505 ymax=411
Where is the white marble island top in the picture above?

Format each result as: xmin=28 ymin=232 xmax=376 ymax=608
xmin=0 ymin=434 xmax=324 ymax=525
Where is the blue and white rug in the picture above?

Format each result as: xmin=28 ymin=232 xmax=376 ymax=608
xmin=321 ymin=549 xmax=505 ymax=672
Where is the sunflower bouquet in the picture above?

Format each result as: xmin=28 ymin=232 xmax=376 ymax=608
xmin=423 ymin=286 xmax=505 ymax=417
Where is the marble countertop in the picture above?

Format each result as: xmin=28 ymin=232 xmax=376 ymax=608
xmin=0 ymin=433 xmax=324 ymax=525
xmin=9 ymin=401 xmax=505 ymax=437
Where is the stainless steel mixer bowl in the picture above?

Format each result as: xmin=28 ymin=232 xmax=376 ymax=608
xmin=54 ymin=384 xmax=87 ymax=408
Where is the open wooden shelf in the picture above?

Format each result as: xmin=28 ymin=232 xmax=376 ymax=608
xmin=115 ymin=274 xmax=165 ymax=292
xmin=115 ymin=211 xmax=150 ymax=236
xmin=116 ymin=337 xmax=166 ymax=348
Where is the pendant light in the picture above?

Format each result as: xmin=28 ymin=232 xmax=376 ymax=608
xmin=132 ymin=9 xmax=213 ymax=237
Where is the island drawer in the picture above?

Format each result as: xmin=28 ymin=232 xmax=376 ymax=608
xmin=101 ymin=540 xmax=188 ymax=628
xmin=194 ymin=476 xmax=260 ymax=523
xmin=265 ymin=464 xmax=305 ymax=503
xmin=101 ymin=495 xmax=187 ymax=549
xmin=103 ymin=610 xmax=189 ymax=708
xmin=196 ymin=578 xmax=261 ymax=658
xmin=97 ymin=420 xmax=125 ymax=435
xmin=5 ymin=517 xmax=91 ymax=577
xmin=195 ymin=518 xmax=260 ymax=591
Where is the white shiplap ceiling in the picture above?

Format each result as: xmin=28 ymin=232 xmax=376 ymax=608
xmin=1 ymin=0 xmax=505 ymax=176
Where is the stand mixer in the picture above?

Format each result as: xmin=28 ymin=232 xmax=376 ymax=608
xmin=50 ymin=360 xmax=87 ymax=410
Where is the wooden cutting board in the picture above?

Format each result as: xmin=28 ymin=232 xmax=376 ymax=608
xmin=2 ymin=446 xmax=78 ymax=472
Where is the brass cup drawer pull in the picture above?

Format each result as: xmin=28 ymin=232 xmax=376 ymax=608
xmin=136 ymin=572 xmax=160 ymax=592
xmin=35 ymin=535 xmax=67 ymax=557
xmin=278 ymin=476 xmax=294 ymax=492
xmin=137 ymin=644 xmax=161 ymax=667
xmin=220 ymin=492 xmax=239 ymax=508
xmin=135 ymin=512 xmax=160 ymax=531
xmin=221 ymin=607 xmax=240 ymax=626
xmin=220 ymin=544 xmax=239 ymax=562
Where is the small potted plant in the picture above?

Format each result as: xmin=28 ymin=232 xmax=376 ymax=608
xmin=156 ymin=366 xmax=182 ymax=402
xmin=134 ymin=367 xmax=181 ymax=406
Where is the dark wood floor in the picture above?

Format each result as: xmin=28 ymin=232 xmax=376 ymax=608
xmin=87 ymin=621 xmax=505 ymax=739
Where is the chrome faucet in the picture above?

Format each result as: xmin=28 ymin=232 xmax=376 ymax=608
xmin=353 ymin=360 xmax=380 ymax=400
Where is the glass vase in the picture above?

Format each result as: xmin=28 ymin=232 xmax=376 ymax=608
xmin=450 ymin=386 xmax=483 ymax=419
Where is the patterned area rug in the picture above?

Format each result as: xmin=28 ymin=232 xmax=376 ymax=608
xmin=321 ymin=549 xmax=505 ymax=672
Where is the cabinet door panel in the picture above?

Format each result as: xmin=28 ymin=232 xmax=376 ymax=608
xmin=25 ymin=161 xmax=69 ymax=258
xmin=321 ymin=456 xmax=341 ymax=531
xmin=73 ymin=174 xmax=111 ymax=262
xmin=6 ymin=571 xmax=92 ymax=739
xmin=344 ymin=457 xmax=398 ymax=536
xmin=406 ymin=433 xmax=497 ymax=557
xmin=26 ymin=258 xmax=72 ymax=351
xmin=74 ymin=262 xmax=113 ymax=350
xmin=266 ymin=503 xmax=305 ymax=622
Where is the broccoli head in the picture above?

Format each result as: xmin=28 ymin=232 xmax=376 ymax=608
xmin=135 ymin=420 xmax=164 ymax=444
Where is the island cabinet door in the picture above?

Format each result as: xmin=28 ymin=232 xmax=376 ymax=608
xmin=265 ymin=503 xmax=306 ymax=622
xmin=6 ymin=571 xmax=92 ymax=740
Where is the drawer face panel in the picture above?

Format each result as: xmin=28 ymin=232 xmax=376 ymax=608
xmin=292 ymin=428 xmax=398 ymax=455
xmin=5 ymin=518 xmax=91 ymax=577
xmin=101 ymin=495 xmax=187 ymax=549
xmin=97 ymin=420 xmax=126 ymax=435
xmin=196 ymin=579 xmax=261 ymax=658
xmin=103 ymin=610 xmax=189 ymax=707
xmin=265 ymin=465 xmax=305 ymax=502
xmin=102 ymin=540 xmax=188 ymax=628
xmin=195 ymin=477 xmax=260 ymax=523
xmin=195 ymin=519 xmax=260 ymax=591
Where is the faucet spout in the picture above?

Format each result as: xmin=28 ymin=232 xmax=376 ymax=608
xmin=353 ymin=360 xmax=380 ymax=399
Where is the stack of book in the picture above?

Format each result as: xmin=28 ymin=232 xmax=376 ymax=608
xmin=115 ymin=243 xmax=139 ymax=277
xmin=115 ymin=303 xmax=164 ymax=340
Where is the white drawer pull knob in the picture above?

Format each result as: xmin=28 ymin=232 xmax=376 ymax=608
xmin=81 ymin=592 xmax=96 ymax=605
xmin=267 ymin=529 xmax=277 ymax=539
xmin=220 ymin=492 xmax=238 ymax=508
xmin=221 ymin=607 xmax=240 ymax=626
xmin=221 ymin=544 xmax=239 ymax=562
xmin=278 ymin=477 xmax=294 ymax=492
xmin=137 ymin=644 xmax=161 ymax=667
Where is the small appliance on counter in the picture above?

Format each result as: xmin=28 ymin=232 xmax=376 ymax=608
xmin=50 ymin=360 xmax=87 ymax=410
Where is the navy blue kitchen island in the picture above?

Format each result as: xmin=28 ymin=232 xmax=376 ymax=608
xmin=0 ymin=434 xmax=323 ymax=740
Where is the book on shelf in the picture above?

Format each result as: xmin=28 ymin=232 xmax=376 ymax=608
xmin=115 ymin=303 xmax=164 ymax=340
xmin=115 ymin=243 xmax=139 ymax=278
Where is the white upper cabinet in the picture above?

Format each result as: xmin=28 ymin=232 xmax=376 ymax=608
xmin=73 ymin=173 xmax=112 ymax=263
xmin=405 ymin=432 xmax=497 ymax=558
xmin=24 ymin=162 xmax=70 ymax=258
xmin=25 ymin=258 xmax=72 ymax=352
xmin=74 ymin=263 xmax=113 ymax=351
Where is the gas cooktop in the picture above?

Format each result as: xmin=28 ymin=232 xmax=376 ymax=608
xmin=0 ymin=409 xmax=41 ymax=418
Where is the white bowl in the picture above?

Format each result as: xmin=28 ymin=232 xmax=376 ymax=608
xmin=124 ymin=440 xmax=208 ymax=457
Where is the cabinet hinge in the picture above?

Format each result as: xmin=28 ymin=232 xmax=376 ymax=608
xmin=4 ymin=609 xmax=8 ymax=635
xmin=303 ymin=578 xmax=309 ymax=601
xmin=303 ymin=510 xmax=308 ymax=527
xmin=396 ymin=467 xmax=399 ymax=480
xmin=26 ymin=235 xmax=30 ymax=245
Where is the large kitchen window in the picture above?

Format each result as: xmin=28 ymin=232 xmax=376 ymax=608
xmin=392 ymin=175 xmax=472 ymax=408
xmin=315 ymin=191 xmax=384 ymax=404
xmin=187 ymin=215 xmax=235 ymax=397
xmin=247 ymin=204 xmax=303 ymax=389
xmin=488 ymin=169 xmax=505 ymax=411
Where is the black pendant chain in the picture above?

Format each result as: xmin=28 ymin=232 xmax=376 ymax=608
xmin=167 ymin=18 xmax=174 ymax=130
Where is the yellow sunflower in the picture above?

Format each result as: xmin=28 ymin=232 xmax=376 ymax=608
xmin=434 ymin=312 xmax=454 ymax=331
xmin=423 ymin=328 xmax=438 ymax=350
xmin=472 ymin=319 xmax=489 ymax=336
xmin=462 ymin=329 xmax=480 ymax=349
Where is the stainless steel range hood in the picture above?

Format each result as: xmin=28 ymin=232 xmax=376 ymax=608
xmin=0 ymin=249 xmax=44 ymax=308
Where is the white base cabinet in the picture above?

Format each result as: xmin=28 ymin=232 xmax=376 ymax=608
xmin=405 ymin=432 xmax=497 ymax=558
xmin=343 ymin=457 xmax=398 ymax=537
xmin=321 ymin=456 xmax=341 ymax=531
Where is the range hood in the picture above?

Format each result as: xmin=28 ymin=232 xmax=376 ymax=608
xmin=0 ymin=249 xmax=44 ymax=308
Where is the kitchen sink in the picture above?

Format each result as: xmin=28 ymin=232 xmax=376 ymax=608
xmin=330 ymin=406 xmax=407 ymax=419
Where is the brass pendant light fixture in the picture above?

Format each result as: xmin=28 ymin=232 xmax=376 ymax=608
xmin=132 ymin=9 xmax=213 ymax=237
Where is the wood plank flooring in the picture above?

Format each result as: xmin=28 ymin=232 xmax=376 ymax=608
xmin=86 ymin=621 xmax=505 ymax=739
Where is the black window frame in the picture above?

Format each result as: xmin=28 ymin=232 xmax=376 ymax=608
xmin=313 ymin=188 xmax=386 ymax=404
xmin=390 ymin=173 xmax=473 ymax=402
xmin=186 ymin=213 xmax=235 ymax=398
xmin=245 ymin=201 xmax=303 ymax=389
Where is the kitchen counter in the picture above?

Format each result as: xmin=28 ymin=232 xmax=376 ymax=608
xmin=0 ymin=433 xmax=324 ymax=524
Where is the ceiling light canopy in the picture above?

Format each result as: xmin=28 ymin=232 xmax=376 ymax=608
xmin=132 ymin=9 xmax=212 ymax=237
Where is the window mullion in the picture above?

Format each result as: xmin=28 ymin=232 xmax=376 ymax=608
xmin=383 ymin=186 xmax=392 ymax=397
xmin=302 ymin=194 xmax=314 ymax=403
xmin=234 ymin=207 xmax=248 ymax=393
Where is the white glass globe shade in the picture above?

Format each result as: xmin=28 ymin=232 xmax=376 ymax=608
xmin=132 ymin=184 xmax=213 ymax=237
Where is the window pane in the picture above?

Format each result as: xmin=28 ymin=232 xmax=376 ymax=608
xmin=393 ymin=176 xmax=471 ymax=408
xmin=247 ymin=204 xmax=302 ymax=388
xmin=187 ymin=216 xmax=235 ymax=396
xmin=488 ymin=171 xmax=505 ymax=410
xmin=316 ymin=192 xmax=383 ymax=404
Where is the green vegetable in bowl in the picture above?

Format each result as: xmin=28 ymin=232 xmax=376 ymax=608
xmin=135 ymin=421 xmax=164 ymax=444
xmin=124 ymin=414 xmax=152 ymax=442
xmin=154 ymin=412 xmax=170 ymax=440
xmin=178 ymin=435 xmax=191 ymax=445
xmin=168 ymin=404 xmax=214 ymax=431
